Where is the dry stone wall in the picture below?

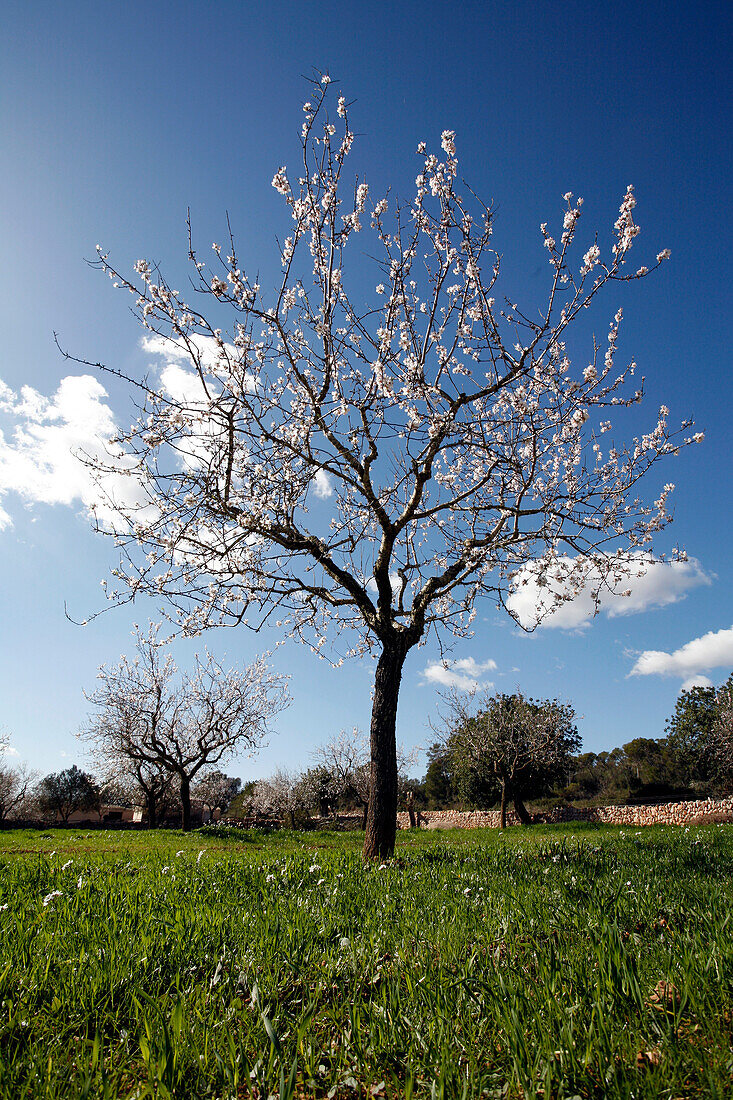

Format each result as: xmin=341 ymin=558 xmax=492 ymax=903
xmin=396 ymin=795 xmax=733 ymax=830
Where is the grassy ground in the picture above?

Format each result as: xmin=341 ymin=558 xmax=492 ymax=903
xmin=0 ymin=823 xmax=731 ymax=1098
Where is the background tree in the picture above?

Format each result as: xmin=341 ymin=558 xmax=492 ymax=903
xmin=192 ymin=771 xmax=241 ymax=818
xmin=251 ymin=769 xmax=310 ymax=828
xmin=296 ymin=765 xmax=336 ymax=818
xmin=0 ymin=765 xmax=33 ymax=827
xmin=423 ymin=743 xmax=456 ymax=809
xmin=711 ymin=674 xmax=733 ymax=789
xmin=664 ymin=683 xmax=719 ymax=791
xmin=36 ymin=766 xmax=100 ymax=824
xmin=311 ymin=728 xmax=417 ymax=827
xmin=78 ymin=77 xmax=698 ymax=858
xmin=0 ymin=730 xmax=36 ymax=823
xmin=311 ymin=728 xmax=371 ymax=826
xmin=96 ymin=758 xmax=177 ymax=828
xmin=440 ymin=691 xmax=580 ymax=827
xmin=0 ymin=761 xmax=36 ymax=823
xmin=83 ymin=624 xmax=289 ymax=830
xmin=225 ymin=780 xmax=258 ymax=821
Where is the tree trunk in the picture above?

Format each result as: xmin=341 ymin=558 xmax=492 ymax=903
xmin=147 ymin=792 xmax=158 ymax=829
xmin=363 ymin=640 xmax=408 ymax=861
xmin=513 ymin=795 xmax=533 ymax=825
xmin=500 ymin=779 xmax=508 ymax=830
xmin=180 ymin=775 xmax=191 ymax=831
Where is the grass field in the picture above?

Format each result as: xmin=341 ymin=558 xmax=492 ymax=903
xmin=0 ymin=823 xmax=731 ymax=1099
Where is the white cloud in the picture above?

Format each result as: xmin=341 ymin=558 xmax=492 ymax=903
xmin=506 ymin=554 xmax=710 ymax=631
xmin=630 ymin=625 xmax=733 ymax=681
xmin=0 ymin=372 xmax=161 ymax=537
xmin=142 ymin=334 xmax=256 ymax=393
xmin=681 ymin=675 xmax=714 ymax=691
xmin=142 ymin=335 xmax=258 ymax=474
xmin=312 ymin=469 xmax=333 ymax=499
xmin=0 ymin=375 xmax=115 ymax=510
xmin=0 ymin=374 xmax=146 ymax=529
xmin=422 ymin=656 xmax=498 ymax=692
xmin=0 ymin=744 xmax=20 ymax=758
xmin=159 ymin=362 xmax=211 ymax=405
xmin=366 ymin=572 xmax=401 ymax=596
xmin=143 ymin=333 xmax=229 ymax=371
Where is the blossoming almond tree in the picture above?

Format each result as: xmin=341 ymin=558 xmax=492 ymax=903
xmin=83 ymin=625 xmax=289 ymax=830
xmin=75 ymin=75 xmax=700 ymax=859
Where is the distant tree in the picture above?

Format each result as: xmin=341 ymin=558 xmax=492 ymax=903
xmin=563 ymin=751 xmax=604 ymax=803
xmin=296 ymin=766 xmax=335 ymax=817
xmin=311 ymin=728 xmax=417 ymax=827
xmin=96 ymin=776 xmax=134 ymax=807
xmin=311 ymin=728 xmax=371 ymax=825
xmin=665 ymin=684 xmax=719 ymax=790
xmin=251 ymin=769 xmax=310 ymax=828
xmin=131 ymin=760 xmax=179 ymax=827
xmin=83 ymin=624 xmax=289 ymax=830
xmin=77 ymin=76 xmax=697 ymax=859
xmin=226 ymin=780 xmax=258 ymax=820
xmin=97 ymin=758 xmax=177 ymax=827
xmin=0 ymin=730 xmax=36 ymax=823
xmin=709 ymin=674 xmax=733 ymax=791
xmin=423 ymin=742 xmax=457 ymax=808
xmin=192 ymin=771 xmax=241 ymax=818
xmin=622 ymin=738 xmax=662 ymax=785
xmin=0 ymin=761 xmax=36 ymax=823
xmin=440 ymin=691 xmax=580 ymax=827
xmin=36 ymin=766 xmax=100 ymax=823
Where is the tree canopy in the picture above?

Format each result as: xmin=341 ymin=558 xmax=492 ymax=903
xmin=76 ymin=76 xmax=698 ymax=857
xmin=83 ymin=625 xmax=288 ymax=830
xmin=439 ymin=690 xmax=580 ymax=826
xmin=36 ymin=766 xmax=100 ymax=823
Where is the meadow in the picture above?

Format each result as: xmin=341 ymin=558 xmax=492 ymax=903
xmin=0 ymin=824 xmax=731 ymax=1099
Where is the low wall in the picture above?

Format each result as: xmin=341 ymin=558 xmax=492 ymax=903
xmin=396 ymin=795 xmax=733 ymax=830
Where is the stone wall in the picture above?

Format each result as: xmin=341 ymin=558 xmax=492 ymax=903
xmin=396 ymin=795 xmax=733 ymax=830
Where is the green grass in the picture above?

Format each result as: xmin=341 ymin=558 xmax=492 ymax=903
xmin=0 ymin=824 xmax=732 ymax=1098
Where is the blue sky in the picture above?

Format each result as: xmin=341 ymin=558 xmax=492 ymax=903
xmin=1 ymin=0 xmax=731 ymax=781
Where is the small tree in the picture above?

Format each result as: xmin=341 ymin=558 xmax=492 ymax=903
xmin=225 ymin=780 xmax=258 ymax=820
xmin=424 ymin=743 xmax=455 ymax=808
xmin=76 ymin=77 xmax=699 ymax=858
xmin=192 ymin=770 xmax=241 ymax=818
xmin=711 ymin=675 xmax=733 ymax=789
xmin=296 ymin=765 xmax=335 ymax=817
xmin=83 ymin=624 xmax=289 ymax=830
xmin=251 ymin=768 xmax=309 ymax=828
xmin=36 ymin=765 xmax=100 ymax=824
xmin=311 ymin=728 xmax=371 ymax=824
xmin=0 ymin=730 xmax=36 ymax=823
xmin=97 ymin=758 xmax=177 ymax=827
xmin=664 ymin=684 xmax=719 ymax=790
xmin=0 ymin=761 xmax=35 ymax=823
xmin=312 ymin=728 xmax=416 ymax=827
xmin=440 ymin=691 xmax=580 ymax=827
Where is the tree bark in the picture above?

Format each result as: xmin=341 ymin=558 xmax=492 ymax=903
xmin=146 ymin=792 xmax=158 ymax=829
xmin=363 ymin=640 xmax=408 ymax=861
xmin=180 ymin=774 xmax=191 ymax=831
xmin=500 ymin=779 xmax=508 ymax=830
xmin=513 ymin=795 xmax=533 ymax=825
